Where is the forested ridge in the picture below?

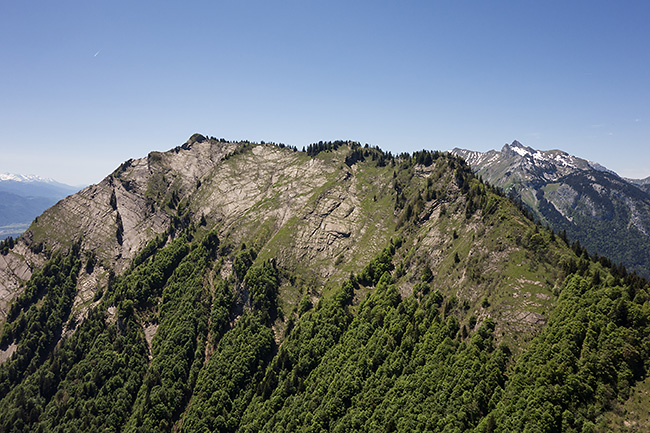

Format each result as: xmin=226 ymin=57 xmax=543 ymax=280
xmin=0 ymin=138 xmax=649 ymax=432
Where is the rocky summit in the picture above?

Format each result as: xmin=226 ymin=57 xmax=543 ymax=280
xmin=0 ymin=135 xmax=648 ymax=432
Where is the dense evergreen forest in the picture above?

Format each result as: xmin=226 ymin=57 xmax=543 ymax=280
xmin=0 ymin=139 xmax=649 ymax=432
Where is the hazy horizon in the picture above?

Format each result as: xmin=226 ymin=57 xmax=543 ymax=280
xmin=3 ymin=136 xmax=650 ymax=189
xmin=2 ymin=1 xmax=649 ymax=185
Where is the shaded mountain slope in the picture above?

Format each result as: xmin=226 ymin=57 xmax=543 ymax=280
xmin=0 ymin=135 xmax=648 ymax=433
xmin=627 ymin=176 xmax=650 ymax=195
xmin=0 ymin=192 xmax=57 ymax=227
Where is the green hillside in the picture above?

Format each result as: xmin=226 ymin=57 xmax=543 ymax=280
xmin=0 ymin=138 xmax=648 ymax=432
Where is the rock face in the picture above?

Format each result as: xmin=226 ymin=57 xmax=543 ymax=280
xmin=0 ymin=137 xmax=237 ymax=323
xmin=0 ymin=242 xmax=45 ymax=323
xmin=453 ymin=141 xmax=650 ymax=276
xmin=0 ymin=136 xmax=562 ymax=345
xmin=0 ymin=138 xmax=398 ymax=323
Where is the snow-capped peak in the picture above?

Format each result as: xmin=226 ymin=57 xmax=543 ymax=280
xmin=506 ymin=141 xmax=548 ymax=162
xmin=0 ymin=173 xmax=56 ymax=183
xmin=511 ymin=145 xmax=529 ymax=157
xmin=496 ymin=141 xmax=622 ymax=177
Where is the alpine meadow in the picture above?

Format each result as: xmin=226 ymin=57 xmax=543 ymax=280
xmin=1 ymin=135 xmax=649 ymax=433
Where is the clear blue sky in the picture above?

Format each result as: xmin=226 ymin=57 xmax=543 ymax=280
xmin=2 ymin=1 xmax=649 ymax=185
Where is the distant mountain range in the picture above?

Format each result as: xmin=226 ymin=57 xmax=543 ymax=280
xmin=627 ymin=176 xmax=650 ymax=195
xmin=452 ymin=141 xmax=650 ymax=276
xmin=0 ymin=173 xmax=80 ymax=239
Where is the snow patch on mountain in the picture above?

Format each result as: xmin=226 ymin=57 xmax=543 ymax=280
xmin=0 ymin=173 xmax=57 ymax=183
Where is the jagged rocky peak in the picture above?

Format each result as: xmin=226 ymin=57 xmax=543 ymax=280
xmin=502 ymin=140 xmax=535 ymax=155
xmin=456 ymin=140 xmax=616 ymax=176
xmin=452 ymin=139 xmax=650 ymax=277
xmin=501 ymin=141 xmax=567 ymax=166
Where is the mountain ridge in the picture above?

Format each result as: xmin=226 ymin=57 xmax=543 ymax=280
xmin=0 ymin=135 xmax=648 ymax=432
xmin=1 ymin=135 xmax=566 ymax=350
xmin=452 ymin=141 xmax=650 ymax=277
